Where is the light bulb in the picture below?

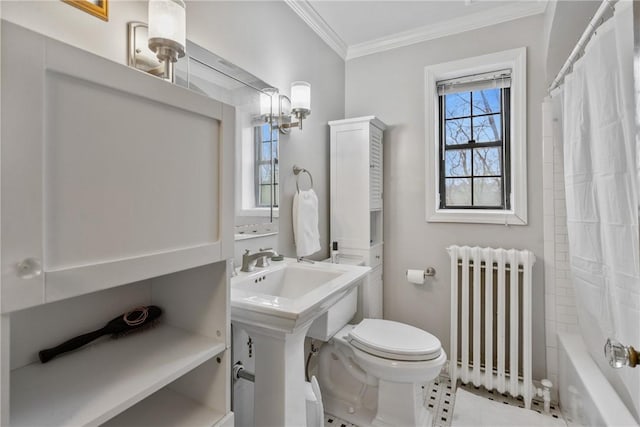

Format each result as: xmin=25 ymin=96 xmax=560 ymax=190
xmin=148 ymin=0 xmax=186 ymax=57
xmin=291 ymin=81 xmax=311 ymax=113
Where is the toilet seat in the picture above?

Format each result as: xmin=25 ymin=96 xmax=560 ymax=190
xmin=348 ymin=319 xmax=442 ymax=361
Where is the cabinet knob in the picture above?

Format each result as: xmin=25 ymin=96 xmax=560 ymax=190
xmin=16 ymin=258 xmax=42 ymax=279
xmin=375 ymin=255 xmax=381 ymax=259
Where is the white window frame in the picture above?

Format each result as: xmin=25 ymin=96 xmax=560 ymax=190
xmin=425 ymin=47 xmax=527 ymax=225
xmin=235 ymin=116 xmax=279 ymax=218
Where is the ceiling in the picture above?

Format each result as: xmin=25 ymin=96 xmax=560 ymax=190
xmin=284 ymin=0 xmax=548 ymax=60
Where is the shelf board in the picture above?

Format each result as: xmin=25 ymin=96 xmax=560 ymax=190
xmin=102 ymin=387 xmax=225 ymax=427
xmin=11 ymin=325 xmax=225 ymax=427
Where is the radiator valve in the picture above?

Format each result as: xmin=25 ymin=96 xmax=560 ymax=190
xmin=535 ymin=379 xmax=552 ymax=413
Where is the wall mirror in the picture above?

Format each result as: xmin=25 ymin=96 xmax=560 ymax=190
xmin=128 ymin=24 xmax=279 ymax=239
xmin=171 ymin=41 xmax=280 ymax=240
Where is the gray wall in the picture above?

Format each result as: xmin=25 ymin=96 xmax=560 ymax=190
xmin=345 ymin=14 xmax=547 ymax=379
xmin=1 ymin=0 xmax=345 ymax=261
xmin=544 ymin=0 xmax=600 ymax=85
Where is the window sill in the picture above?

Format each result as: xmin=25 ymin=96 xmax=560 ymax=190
xmin=237 ymin=208 xmax=279 ymax=218
xmin=428 ymin=208 xmax=526 ymax=225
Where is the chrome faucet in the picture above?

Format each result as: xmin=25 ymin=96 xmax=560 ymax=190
xmin=241 ymin=249 xmax=276 ymax=272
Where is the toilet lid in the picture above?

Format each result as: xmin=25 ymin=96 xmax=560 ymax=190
xmin=348 ymin=319 xmax=442 ymax=361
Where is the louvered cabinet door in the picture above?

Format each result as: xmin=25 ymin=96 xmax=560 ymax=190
xmin=369 ymin=125 xmax=384 ymax=210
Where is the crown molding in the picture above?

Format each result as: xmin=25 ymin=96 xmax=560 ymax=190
xmin=284 ymin=0 xmax=348 ymax=59
xmin=345 ymin=2 xmax=547 ymax=60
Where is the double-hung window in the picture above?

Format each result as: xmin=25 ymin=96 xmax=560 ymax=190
xmin=424 ymin=48 xmax=527 ymax=225
xmin=254 ymin=123 xmax=279 ymax=208
xmin=438 ymin=70 xmax=511 ymax=209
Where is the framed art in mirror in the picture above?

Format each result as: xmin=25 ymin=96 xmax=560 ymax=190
xmin=63 ymin=0 xmax=109 ymax=21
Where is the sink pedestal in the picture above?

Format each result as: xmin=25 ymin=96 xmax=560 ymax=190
xmin=236 ymin=321 xmax=312 ymax=427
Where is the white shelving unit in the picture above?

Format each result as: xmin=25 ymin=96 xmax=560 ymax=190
xmin=329 ymin=116 xmax=387 ymax=319
xmin=104 ymin=388 xmax=232 ymax=427
xmin=11 ymin=327 xmax=224 ymax=427
xmin=0 ymin=22 xmax=234 ymax=426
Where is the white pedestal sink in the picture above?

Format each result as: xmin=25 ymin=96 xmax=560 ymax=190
xmin=231 ymin=258 xmax=370 ymax=427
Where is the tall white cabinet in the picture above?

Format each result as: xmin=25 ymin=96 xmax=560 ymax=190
xmin=0 ymin=22 xmax=234 ymax=426
xmin=329 ymin=116 xmax=386 ymax=319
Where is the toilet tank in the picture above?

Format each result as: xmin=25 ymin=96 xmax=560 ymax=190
xmin=307 ymin=283 xmax=359 ymax=340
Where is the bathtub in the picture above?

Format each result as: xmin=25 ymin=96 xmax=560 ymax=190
xmin=558 ymin=332 xmax=638 ymax=426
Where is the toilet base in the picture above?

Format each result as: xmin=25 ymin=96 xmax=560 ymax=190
xmin=322 ymin=379 xmax=433 ymax=427
xmin=372 ymin=380 xmax=432 ymax=427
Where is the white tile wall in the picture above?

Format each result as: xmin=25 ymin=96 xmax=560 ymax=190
xmin=541 ymin=98 xmax=579 ymax=399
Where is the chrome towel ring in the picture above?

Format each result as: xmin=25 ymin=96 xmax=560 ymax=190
xmin=293 ymin=165 xmax=314 ymax=192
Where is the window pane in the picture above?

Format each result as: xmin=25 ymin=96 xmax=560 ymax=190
xmin=261 ymin=124 xmax=271 ymax=140
xmin=473 ymin=147 xmax=501 ymax=176
xmin=445 ymin=118 xmax=471 ymax=145
xmin=445 ymin=92 xmax=470 ymax=118
xmin=259 ymin=184 xmax=271 ymax=205
xmin=445 ymin=149 xmax=471 ymax=177
xmin=446 ymin=178 xmax=471 ymax=206
xmin=259 ymin=164 xmax=272 ymax=183
xmin=473 ymin=114 xmax=501 ymax=142
xmin=472 ymin=89 xmax=501 ymax=115
xmin=473 ymin=177 xmax=502 ymax=206
xmin=261 ymin=142 xmax=272 ymax=160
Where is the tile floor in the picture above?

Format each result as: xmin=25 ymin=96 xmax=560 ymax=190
xmin=324 ymin=375 xmax=565 ymax=427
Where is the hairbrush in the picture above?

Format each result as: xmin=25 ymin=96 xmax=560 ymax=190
xmin=38 ymin=305 xmax=162 ymax=363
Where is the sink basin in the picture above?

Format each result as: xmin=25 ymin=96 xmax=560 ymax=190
xmin=231 ymin=258 xmax=370 ymax=334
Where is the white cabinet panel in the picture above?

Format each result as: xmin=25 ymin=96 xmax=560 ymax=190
xmin=44 ymin=73 xmax=220 ymax=270
xmin=1 ymin=22 xmax=234 ymax=311
xmin=331 ymin=127 xmax=370 ymax=249
xmin=1 ymin=24 xmax=46 ymax=311
xmin=363 ymin=266 xmax=383 ymax=319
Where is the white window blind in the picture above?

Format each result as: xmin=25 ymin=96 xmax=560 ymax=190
xmin=437 ymin=69 xmax=511 ymax=95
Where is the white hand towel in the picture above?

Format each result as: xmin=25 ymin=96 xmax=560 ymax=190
xmin=293 ymin=189 xmax=321 ymax=257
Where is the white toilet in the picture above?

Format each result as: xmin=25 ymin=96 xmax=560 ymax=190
xmin=310 ymin=285 xmax=447 ymax=427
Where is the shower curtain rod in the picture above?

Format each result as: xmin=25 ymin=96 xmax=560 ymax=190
xmin=548 ymin=0 xmax=618 ymax=92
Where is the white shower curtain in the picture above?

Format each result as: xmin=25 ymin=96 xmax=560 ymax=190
xmin=554 ymin=1 xmax=640 ymax=419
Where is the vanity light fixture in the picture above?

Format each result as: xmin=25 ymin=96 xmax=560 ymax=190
xmin=260 ymin=88 xmax=279 ymax=121
xmin=148 ymin=0 xmax=186 ymax=82
xmin=277 ymin=81 xmax=312 ymax=134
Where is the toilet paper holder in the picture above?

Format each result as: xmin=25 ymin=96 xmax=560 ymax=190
xmin=423 ymin=267 xmax=436 ymax=277
xmin=407 ymin=267 xmax=436 ymax=278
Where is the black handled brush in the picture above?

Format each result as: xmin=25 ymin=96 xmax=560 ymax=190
xmin=39 ymin=305 xmax=162 ymax=363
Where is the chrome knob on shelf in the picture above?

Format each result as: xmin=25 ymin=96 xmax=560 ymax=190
xmin=16 ymin=257 xmax=42 ymax=279
xmin=604 ymin=338 xmax=637 ymax=368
